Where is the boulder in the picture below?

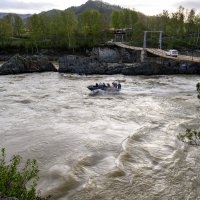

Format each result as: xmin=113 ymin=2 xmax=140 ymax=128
xmin=90 ymin=47 xmax=120 ymax=63
xmin=185 ymin=62 xmax=200 ymax=74
xmin=0 ymin=55 xmax=57 ymax=75
xmin=90 ymin=47 xmax=139 ymax=63
xmin=121 ymin=63 xmax=162 ymax=75
xmin=106 ymin=63 xmax=125 ymax=74
xmin=59 ymin=55 xmax=107 ymax=74
xmin=163 ymin=59 xmax=200 ymax=74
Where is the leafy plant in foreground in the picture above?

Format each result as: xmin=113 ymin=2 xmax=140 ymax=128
xmin=0 ymin=148 xmax=39 ymax=200
xmin=177 ymin=83 xmax=200 ymax=145
xmin=177 ymin=129 xmax=200 ymax=146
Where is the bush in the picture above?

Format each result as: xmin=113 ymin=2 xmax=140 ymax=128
xmin=177 ymin=83 xmax=200 ymax=145
xmin=178 ymin=129 xmax=200 ymax=146
xmin=0 ymin=148 xmax=41 ymax=200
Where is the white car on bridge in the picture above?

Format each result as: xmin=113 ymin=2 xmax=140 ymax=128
xmin=166 ymin=49 xmax=179 ymax=57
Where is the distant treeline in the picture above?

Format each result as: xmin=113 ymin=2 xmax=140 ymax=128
xmin=0 ymin=6 xmax=200 ymax=53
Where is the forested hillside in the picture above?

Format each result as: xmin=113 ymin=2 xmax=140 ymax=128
xmin=0 ymin=0 xmax=200 ymax=53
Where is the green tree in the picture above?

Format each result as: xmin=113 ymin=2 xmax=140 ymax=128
xmin=50 ymin=11 xmax=77 ymax=49
xmin=79 ymin=9 xmax=103 ymax=46
xmin=186 ymin=9 xmax=196 ymax=33
xmin=62 ymin=11 xmax=78 ymax=49
xmin=122 ymin=9 xmax=138 ymax=29
xmin=0 ymin=19 xmax=12 ymax=46
xmin=158 ymin=10 xmax=170 ymax=33
xmin=27 ymin=14 xmax=42 ymax=52
xmin=48 ymin=13 xmax=61 ymax=47
xmin=194 ymin=14 xmax=200 ymax=46
xmin=132 ymin=21 xmax=147 ymax=46
xmin=27 ymin=14 xmax=51 ymax=52
xmin=3 ymin=14 xmax=23 ymax=37
xmin=111 ymin=11 xmax=123 ymax=29
xmin=111 ymin=9 xmax=138 ymax=29
xmin=176 ymin=6 xmax=185 ymax=36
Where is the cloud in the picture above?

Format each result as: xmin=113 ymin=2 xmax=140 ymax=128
xmin=0 ymin=0 xmax=55 ymax=10
xmin=174 ymin=1 xmax=200 ymax=9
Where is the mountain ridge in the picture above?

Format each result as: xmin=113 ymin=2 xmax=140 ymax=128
xmin=0 ymin=0 xmax=125 ymax=19
xmin=66 ymin=0 xmax=123 ymax=15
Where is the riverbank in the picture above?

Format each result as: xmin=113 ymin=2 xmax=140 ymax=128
xmin=1 ymin=46 xmax=200 ymax=75
xmin=0 ymin=47 xmax=91 ymax=62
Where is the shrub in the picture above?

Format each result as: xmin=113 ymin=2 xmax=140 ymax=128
xmin=178 ymin=129 xmax=200 ymax=146
xmin=178 ymin=83 xmax=200 ymax=145
xmin=0 ymin=148 xmax=40 ymax=200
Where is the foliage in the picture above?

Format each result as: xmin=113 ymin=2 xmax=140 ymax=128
xmin=3 ymin=14 xmax=24 ymax=37
xmin=60 ymin=11 xmax=78 ymax=48
xmin=1 ymin=5 xmax=200 ymax=50
xmin=27 ymin=13 xmax=51 ymax=52
xmin=0 ymin=148 xmax=41 ymax=200
xmin=78 ymin=9 xmax=103 ymax=46
xmin=131 ymin=21 xmax=147 ymax=46
xmin=146 ymin=6 xmax=200 ymax=49
xmin=111 ymin=9 xmax=138 ymax=29
xmin=49 ymin=11 xmax=78 ymax=48
xmin=0 ymin=19 xmax=12 ymax=46
xmin=177 ymin=84 xmax=200 ymax=145
xmin=177 ymin=129 xmax=200 ymax=146
xmin=111 ymin=11 xmax=123 ymax=29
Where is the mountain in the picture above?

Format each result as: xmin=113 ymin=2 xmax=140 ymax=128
xmin=39 ymin=0 xmax=123 ymax=19
xmin=39 ymin=9 xmax=62 ymax=17
xmin=67 ymin=0 xmax=122 ymax=14
xmin=66 ymin=0 xmax=123 ymax=20
xmin=35 ymin=0 xmax=124 ymax=23
xmin=0 ymin=0 xmax=138 ymax=21
xmin=0 ymin=12 xmax=31 ymax=19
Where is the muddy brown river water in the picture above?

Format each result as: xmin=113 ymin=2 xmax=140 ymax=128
xmin=0 ymin=72 xmax=200 ymax=199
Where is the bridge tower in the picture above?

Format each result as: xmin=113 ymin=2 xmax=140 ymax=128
xmin=143 ymin=31 xmax=163 ymax=49
xmin=141 ymin=31 xmax=163 ymax=62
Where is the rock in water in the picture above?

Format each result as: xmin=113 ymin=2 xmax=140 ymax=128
xmin=0 ymin=55 xmax=57 ymax=75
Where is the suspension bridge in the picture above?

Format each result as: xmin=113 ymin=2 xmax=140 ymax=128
xmin=114 ymin=42 xmax=200 ymax=63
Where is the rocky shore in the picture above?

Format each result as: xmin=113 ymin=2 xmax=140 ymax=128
xmin=0 ymin=55 xmax=57 ymax=75
xmin=1 ymin=46 xmax=200 ymax=75
xmin=58 ymin=47 xmax=200 ymax=75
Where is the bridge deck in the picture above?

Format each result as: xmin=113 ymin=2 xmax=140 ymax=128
xmin=114 ymin=42 xmax=200 ymax=63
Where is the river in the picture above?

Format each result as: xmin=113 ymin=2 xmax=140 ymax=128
xmin=0 ymin=72 xmax=200 ymax=199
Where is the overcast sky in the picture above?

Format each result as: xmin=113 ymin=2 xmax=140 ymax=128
xmin=0 ymin=0 xmax=200 ymax=15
